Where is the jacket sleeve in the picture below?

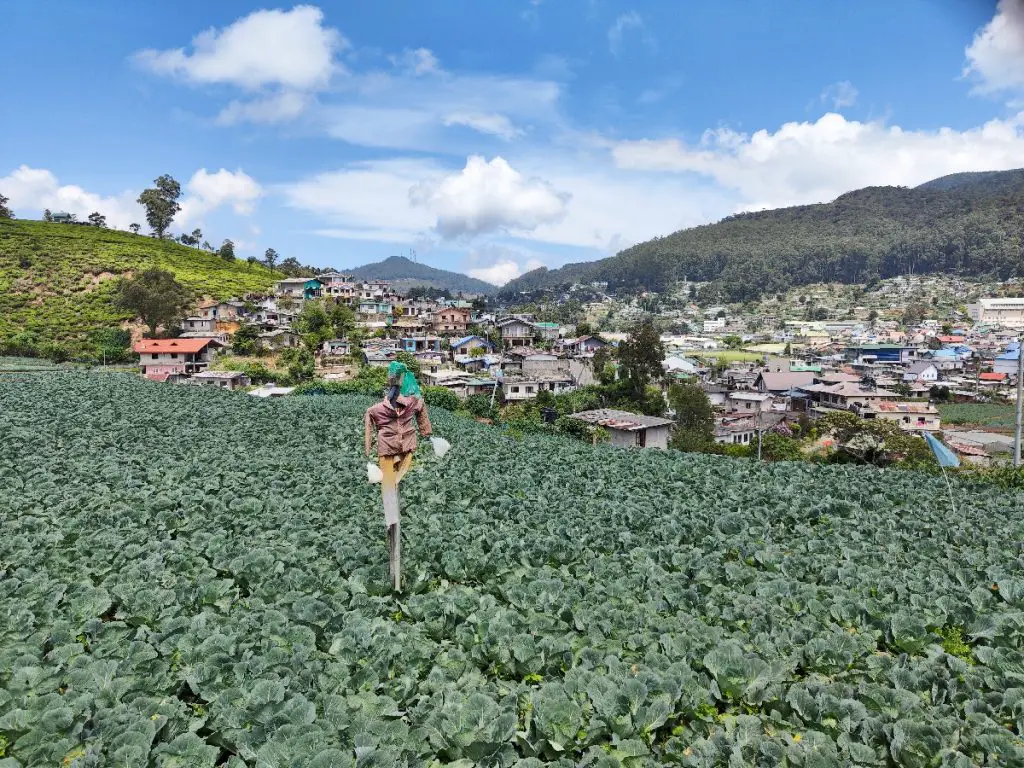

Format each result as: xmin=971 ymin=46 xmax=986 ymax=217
xmin=416 ymin=399 xmax=433 ymax=437
xmin=364 ymin=407 xmax=375 ymax=456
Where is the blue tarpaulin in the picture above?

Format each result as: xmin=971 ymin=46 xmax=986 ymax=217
xmin=924 ymin=432 xmax=960 ymax=468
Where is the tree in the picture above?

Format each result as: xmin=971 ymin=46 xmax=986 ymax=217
xmin=87 ymin=211 xmax=107 ymax=228
xmin=617 ymin=321 xmax=665 ymax=397
xmin=190 ymin=229 xmax=202 ymax=249
xmin=395 ymin=350 xmax=421 ymax=378
xmin=264 ymin=248 xmax=279 ymax=269
xmin=43 ymin=209 xmax=53 ymax=222
xmin=115 ymin=268 xmax=192 ymax=336
xmin=0 ymin=192 xmax=12 ymax=219
xmin=202 ymin=241 xmax=212 ymax=251
xmin=327 ymin=301 xmax=354 ymax=338
xmin=136 ymin=175 xmax=181 ymax=239
xmin=818 ymin=410 xmax=932 ymax=467
xmin=575 ymin=320 xmax=593 ymax=337
xmin=867 ymin=309 xmax=879 ymax=324
xmin=90 ymin=328 xmax=132 ymax=364
xmin=294 ymin=300 xmax=332 ymax=350
xmin=668 ymin=382 xmax=713 ymax=434
xmin=129 ymin=223 xmax=141 ymax=235
xmin=231 ymin=322 xmax=262 ymax=356
xmin=178 ymin=233 xmax=195 ymax=246
xmin=219 ymin=239 xmax=235 ymax=261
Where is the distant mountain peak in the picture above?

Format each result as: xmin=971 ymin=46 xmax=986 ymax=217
xmin=347 ymin=255 xmax=496 ymax=294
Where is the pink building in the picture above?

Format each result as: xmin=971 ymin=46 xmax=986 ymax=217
xmin=133 ymin=338 xmax=225 ymax=381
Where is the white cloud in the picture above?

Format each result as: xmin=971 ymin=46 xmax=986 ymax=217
xmin=389 ymin=47 xmax=440 ymax=76
xmin=0 ymin=165 xmax=142 ymax=229
xmin=410 ymin=156 xmax=570 ymax=239
xmin=135 ymin=5 xmax=345 ymax=90
xmin=964 ymin=0 xmax=1024 ymax=94
xmin=612 ymin=111 xmax=1024 ymax=210
xmin=464 ymin=245 xmax=545 ymax=285
xmin=217 ymin=91 xmax=311 ymax=125
xmin=177 ymin=168 xmax=262 ymax=227
xmin=608 ymin=11 xmax=647 ymax=55
xmin=281 ymin=159 xmax=441 ymax=242
xmin=820 ymin=80 xmax=858 ymax=109
xmin=443 ymin=112 xmax=523 ymax=140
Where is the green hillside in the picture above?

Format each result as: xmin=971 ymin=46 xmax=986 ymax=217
xmin=0 ymin=218 xmax=280 ymax=354
xmin=348 ymin=254 xmax=496 ymax=295
xmin=500 ymin=167 xmax=1024 ymax=301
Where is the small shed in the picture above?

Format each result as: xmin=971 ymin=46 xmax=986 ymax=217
xmin=191 ymin=370 xmax=251 ymax=390
xmin=567 ymin=408 xmax=674 ymax=449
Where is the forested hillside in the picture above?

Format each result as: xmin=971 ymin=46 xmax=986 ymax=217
xmin=348 ymin=255 xmax=496 ymax=295
xmin=0 ymin=219 xmax=279 ymax=354
xmin=501 ymin=168 xmax=1024 ymax=301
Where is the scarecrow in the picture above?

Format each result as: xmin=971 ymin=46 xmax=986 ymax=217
xmin=364 ymin=361 xmax=433 ymax=589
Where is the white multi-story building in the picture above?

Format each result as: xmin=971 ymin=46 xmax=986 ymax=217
xmin=969 ymin=298 xmax=1024 ymax=329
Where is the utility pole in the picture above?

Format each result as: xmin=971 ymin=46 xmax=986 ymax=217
xmin=1015 ymin=333 xmax=1023 ymax=468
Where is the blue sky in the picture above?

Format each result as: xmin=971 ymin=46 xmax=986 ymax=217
xmin=2 ymin=0 xmax=1023 ymax=284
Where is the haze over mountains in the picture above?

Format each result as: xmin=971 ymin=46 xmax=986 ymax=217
xmin=346 ymin=255 xmax=497 ymax=295
xmin=497 ymin=168 xmax=1024 ymax=301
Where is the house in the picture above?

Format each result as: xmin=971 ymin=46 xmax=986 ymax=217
xmin=51 ymin=210 xmax=74 ymax=223
xmin=182 ymin=316 xmax=217 ymax=333
xmin=754 ymin=370 xmax=815 ymax=395
xmin=322 ymin=339 xmax=351 ymax=357
xmin=844 ymin=344 xmax=918 ymax=364
xmin=703 ymin=317 xmax=726 ymax=333
xmin=968 ymin=297 xmax=1024 ymax=329
xmin=713 ymin=412 xmax=790 ymax=445
xmin=190 ymin=370 xmax=251 ymax=390
xmin=499 ymin=373 xmax=575 ymax=401
xmin=802 ymin=380 xmax=899 ymax=417
xmin=534 ymin=321 xmax=561 ymax=341
xmin=259 ymin=329 xmax=301 ymax=350
xmin=497 ymin=316 xmax=538 ymax=348
xmin=275 ymin=278 xmax=323 ymax=300
xmin=902 ymin=361 xmax=939 ymax=383
xmin=663 ymin=356 xmax=700 ymax=377
xmin=451 ymin=335 xmax=494 ymax=356
xmin=567 ymin=409 xmax=674 ymax=449
xmin=399 ymin=336 xmax=443 ymax=353
xmin=859 ymin=401 xmax=941 ymax=431
xmin=727 ymin=391 xmax=774 ymax=413
xmin=134 ymin=338 xmax=225 ymax=380
xmin=432 ymin=307 xmax=471 ymax=334
xmin=569 ymin=336 xmax=609 ymax=356
xmin=365 ymin=348 xmax=399 ymax=367
xmin=994 ymin=343 xmax=1021 ymax=376
xmin=702 ymin=383 xmax=730 ymax=408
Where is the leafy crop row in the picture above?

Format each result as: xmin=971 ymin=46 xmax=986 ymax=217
xmin=2 ymin=373 xmax=1024 ymax=766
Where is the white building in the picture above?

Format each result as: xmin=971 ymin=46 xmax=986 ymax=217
xmin=969 ymin=298 xmax=1024 ymax=329
xmin=703 ymin=317 xmax=726 ymax=333
xmin=568 ymin=409 xmax=674 ymax=449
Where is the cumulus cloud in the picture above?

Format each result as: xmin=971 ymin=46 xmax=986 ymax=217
xmin=612 ymin=111 xmax=1024 ymax=210
xmin=409 ymin=156 xmax=570 ymax=239
xmin=443 ymin=112 xmax=523 ymax=140
xmin=389 ymin=47 xmax=440 ymax=76
xmin=820 ymin=80 xmax=858 ymax=109
xmin=964 ymin=0 xmax=1024 ymax=94
xmin=177 ymin=168 xmax=262 ymax=227
xmin=0 ymin=165 xmax=142 ymax=229
xmin=135 ymin=5 xmax=345 ymax=90
xmin=464 ymin=245 xmax=545 ymax=285
xmin=281 ymin=159 xmax=440 ymax=243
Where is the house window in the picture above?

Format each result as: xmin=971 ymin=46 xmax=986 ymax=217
xmin=635 ymin=430 xmax=646 ymax=448
xmin=745 ymin=402 xmax=752 ymax=410
xmin=526 ymin=386 xmax=534 ymax=393
xmin=511 ymin=386 xmax=519 ymax=393
xmin=170 ymin=353 xmax=178 ymax=359
xmin=151 ymin=354 xmax=158 ymax=360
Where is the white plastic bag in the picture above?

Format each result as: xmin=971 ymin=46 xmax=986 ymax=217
xmin=430 ymin=436 xmax=451 ymax=458
xmin=367 ymin=462 xmax=383 ymax=484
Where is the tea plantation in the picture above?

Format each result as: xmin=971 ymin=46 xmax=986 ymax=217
xmin=2 ymin=373 xmax=1024 ymax=767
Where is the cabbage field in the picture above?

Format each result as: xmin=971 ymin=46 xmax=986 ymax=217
xmin=2 ymin=373 xmax=1024 ymax=767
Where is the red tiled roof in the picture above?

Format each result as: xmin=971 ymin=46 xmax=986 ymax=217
xmin=145 ymin=372 xmax=170 ymax=382
xmin=134 ymin=338 xmax=219 ymax=354
xmin=979 ymin=372 xmax=1007 ymax=381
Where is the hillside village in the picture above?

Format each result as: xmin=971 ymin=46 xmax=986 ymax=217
xmin=131 ymin=270 xmax=1023 ymax=467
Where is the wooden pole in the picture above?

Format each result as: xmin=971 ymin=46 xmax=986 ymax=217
xmin=1014 ymin=334 xmax=1023 ymax=468
xmin=380 ymin=457 xmax=402 ymax=591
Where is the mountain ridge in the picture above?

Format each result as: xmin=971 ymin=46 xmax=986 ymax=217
xmin=346 ymin=255 xmax=496 ymax=295
xmin=499 ymin=168 xmax=1024 ymax=301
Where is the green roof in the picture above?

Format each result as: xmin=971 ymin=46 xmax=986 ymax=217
xmin=535 ymin=322 xmax=559 ymax=328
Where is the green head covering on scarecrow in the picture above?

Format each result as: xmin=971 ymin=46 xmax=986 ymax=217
xmin=387 ymin=361 xmax=422 ymax=398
